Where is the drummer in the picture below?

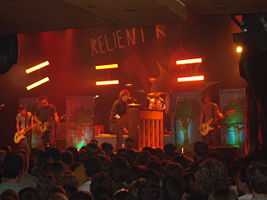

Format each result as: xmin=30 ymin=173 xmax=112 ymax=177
xmin=148 ymin=92 xmax=165 ymax=111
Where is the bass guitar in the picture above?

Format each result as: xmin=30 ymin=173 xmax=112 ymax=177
xmin=199 ymin=109 xmax=235 ymax=136
xmin=199 ymin=118 xmax=217 ymax=136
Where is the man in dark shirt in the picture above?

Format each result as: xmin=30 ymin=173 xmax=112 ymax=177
xmin=109 ymin=89 xmax=130 ymax=151
xmin=34 ymin=96 xmax=59 ymax=148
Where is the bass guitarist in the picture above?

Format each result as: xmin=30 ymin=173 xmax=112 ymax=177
xmin=16 ymin=105 xmax=33 ymax=150
xmin=34 ymin=96 xmax=59 ymax=148
xmin=199 ymin=93 xmax=224 ymax=146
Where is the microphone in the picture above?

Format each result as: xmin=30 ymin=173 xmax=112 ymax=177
xmin=129 ymin=97 xmax=138 ymax=103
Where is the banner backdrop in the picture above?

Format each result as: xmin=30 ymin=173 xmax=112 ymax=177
xmin=170 ymin=92 xmax=202 ymax=146
xmin=65 ymin=96 xmax=95 ymax=148
xmin=219 ymin=88 xmax=246 ymax=149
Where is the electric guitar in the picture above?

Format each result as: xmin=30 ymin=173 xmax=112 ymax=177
xmin=14 ymin=113 xmax=68 ymax=144
xmin=14 ymin=124 xmax=38 ymax=144
xmin=199 ymin=109 xmax=235 ymax=136
xmin=199 ymin=118 xmax=217 ymax=136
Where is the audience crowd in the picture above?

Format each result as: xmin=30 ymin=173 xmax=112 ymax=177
xmin=0 ymin=139 xmax=267 ymax=200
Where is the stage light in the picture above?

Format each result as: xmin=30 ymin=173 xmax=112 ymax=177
xmin=125 ymin=83 xmax=133 ymax=87
xmin=176 ymin=58 xmax=202 ymax=65
xmin=236 ymin=46 xmax=243 ymax=53
xmin=96 ymin=80 xmax=119 ymax=86
xmin=177 ymin=75 xmax=204 ymax=82
xmin=95 ymin=64 xmax=118 ymax=70
xmin=26 ymin=77 xmax=50 ymax=90
xmin=26 ymin=61 xmax=50 ymax=74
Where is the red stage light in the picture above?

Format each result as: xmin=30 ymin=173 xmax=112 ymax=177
xmin=26 ymin=61 xmax=50 ymax=74
xmin=177 ymin=75 xmax=204 ymax=82
xmin=26 ymin=77 xmax=50 ymax=90
xmin=176 ymin=58 xmax=202 ymax=65
xmin=95 ymin=64 xmax=118 ymax=70
xmin=96 ymin=80 xmax=119 ymax=86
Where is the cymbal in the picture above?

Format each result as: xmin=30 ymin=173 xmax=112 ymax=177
xmin=127 ymin=103 xmax=141 ymax=107
xmin=147 ymin=92 xmax=166 ymax=96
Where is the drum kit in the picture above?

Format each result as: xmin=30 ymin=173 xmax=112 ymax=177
xmin=146 ymin=92 xmax=166 ymax=111
xmin=127 ymin=90 xmax=167 ymax=111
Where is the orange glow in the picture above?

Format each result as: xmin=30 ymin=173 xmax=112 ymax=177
xmin=125 ymin=83 xmax=133 ymax=87
xmin=95 ymin=64 xmax=118 ymax=70
xmin=26 ymin=61 xmax=50 ymax=74
xmin=26 ymin=77 xmax=50 ymax=90
xmin=176 ymin=58 xmax=202 ymax=65
xmin=236 ymin=46 xmax=243 ymax=53
xmin=96 ymin=80 xmax=119 ymax=86
xmin=177 ymin=75 xmax=204 ymax=82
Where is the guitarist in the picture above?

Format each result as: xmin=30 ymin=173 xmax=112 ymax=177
xmin=34 ymin=96 xmax=59 ymax=148
xmin=199 ymin=93 xmax=224 ymax=146
xmin=16 ymin=105 xmax=33 ymax=149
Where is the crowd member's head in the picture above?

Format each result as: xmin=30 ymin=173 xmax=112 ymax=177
xmin=194 ymin=141 xmax=209 ymax=160
xmin=183 ymin=171 xmax=196 ymax=195
xmin=46 ymin=147 xmax=61 ymax=162
xmin=114 ymin=189 xmax=134 ymax=200
xmin=86 ymin=143 xmax=101 ymax=157
xmin=43 ymin=192 xmax=68 ymax=200
xmin=42 ymin=161 xmax=65 ymax=182
xmin=91 ymin=172 xmax=115 ymax=195
xmin=85 ymin=157 xmax=102 ymax=178
xmin=60 ymin=151 xmax=73 ymax=169
xmin=91 ymin=185 xmax=113 ymax=200
xmin=57 ymin=170 xmax=78 ymax=186
xmin=0 ymin=189 xmax=19 ymax=200
xmin=162 ymin=162 xmax=183 ymax=179
xmin=196 ymin=159 xmax=228 ymax=197
xmin=109 ymin=157 xmax=130 ymax=184
xmin=69 ymin=191 xmax=92 ymax=200
xmin=162 ymin=176 xmax=186 ymax=200
xmin=137 ymin=151 xmax=151 ymax=166
xmin=101 ymin=142 xmax=114 ymax=156
xmin=208 ymin=187 xmax=237 ymax=200
xmin=29 ymin=149 xmax=49 ymax=177
xmin=247 ymin=161 xmax=267 ymax=197
xmin=164 ymin=143 xmax=177 ymax=157
xmin=130 ymin=178 xmax=161 ymax=200
xmin=19 ymin=187 xmax=40 ymax=200
xmin=62 ymin=184 xmax=78 ymax=199
xmin=2 ymin=153 xmax=24 ymax=180
xmin=37 ymin=174 xmax=56 ymax=198
xmin=125 ymin=138 xmax=134 ymax=150
xmin=66 ymin=147 xmax=79 ymax=162
xmin=235 ymin=165 xmax=251 ymax=197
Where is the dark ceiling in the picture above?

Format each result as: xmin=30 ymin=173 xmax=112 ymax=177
xmin=0 ymin=0 xmax=267 ymax=35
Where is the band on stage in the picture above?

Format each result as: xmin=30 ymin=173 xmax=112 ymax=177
xmin=11 ymin=90 xmax=236 ymax=151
